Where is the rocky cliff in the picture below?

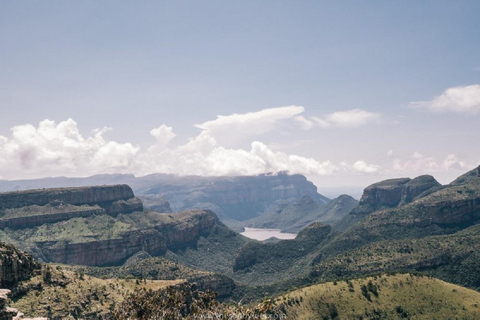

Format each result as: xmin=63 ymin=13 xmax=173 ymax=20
xmin=140 ymin=173 xmax=329 ymax=221
xmin=0 ymin=243 xmax=39 ymax=289
xmin=0 ymin=185 xmax=143 ymax=230
xmin=0 ymin=185 xmax=136 ymax=209
xmin=351 ymin=175 xmax=441 ymax=215
xmin=0 ymin=185 xmax=226 ymax=266
xmin=3 ymin=208 xmax=219 ymax=266
xmin=0 ymin=173 xmax=329 ymax=223
xmin=242 ymin=194 xmax=358 ymax=233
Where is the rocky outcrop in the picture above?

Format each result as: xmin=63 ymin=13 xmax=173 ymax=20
xmin=36 ymin=229 xmax=167 ymax=266
xmin=0 ymin=185 xmax=136 ymax=209
xmin=139 ymin=195 xmax=173 ymax=213
xmin=450 ymin=165 xmax=480 ymax=186
xmin=0 ymin=173 xmax=329 ymax=223
xmin=400 ymin=175 xmax=442 ymax=205
xmin=24 ymin=210 xmax=219 ymax=266
xmin=0 ymin=243 xmax=39 ymax=288
xmin=0 ymin=207 xmax=104 ymax=230
xmin=351 ymin=175 xmax=440 ymax=215
xmin=141 ymin=173 xmax=329 ymax=221
xmin=0 ymin=289 xmax=46 ymax=320
xmin=0 ymin=186 xmax=143 ymax=230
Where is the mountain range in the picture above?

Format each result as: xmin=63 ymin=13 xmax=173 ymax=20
xmin=1 ymin=166 xmax=480 ymax=318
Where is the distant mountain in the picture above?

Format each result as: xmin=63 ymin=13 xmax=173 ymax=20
xmin=0 ymin=172 xmax=329 ymax=222
xmin=350 ymin=174 xmax=441 ymax=216
xmin=242 ymin=194 xmax=358 ymax=233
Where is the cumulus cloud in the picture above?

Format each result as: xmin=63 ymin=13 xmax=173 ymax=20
xmin=312 ymin=109 xmax=381 ymax=128
xmin=392 ymin=152 xmax=469 ymax=173
xmin=410 ymin=84 xmax=480 ymax=114
xmin=0 ymin=119 xmax=139 ymax=179
xmin=150 ymin=125 xmax=176 ymax=146
xmin=195 ymin=106 xmax=305 ymax=146
xmin=352 ymin=160 xmax=381 ymax=173
xmin=0 ymin=117 xmax=382 ymax=180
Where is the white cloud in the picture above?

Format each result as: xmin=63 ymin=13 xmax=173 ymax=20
xmin=392 ymin=153 xmax=469 ymax=173
xmin=150 ymin=125 xmax=176 ymax=146
xmin=0 ymin=117 xmax=382 ymax=180
xmin=352 ymin=160 xmax=381 ymax=173
xmin=195 ymin=105 xmax=305 ymax=145
xmin=410 ymin=84 xmax=480 ymax=114
xmin=0 ymin=119 xmax=139 ymax=179
xmin=312 ymin=109 xmax=381 ymax=128
xmin=294 ymin=116 xmax=315 ymax=130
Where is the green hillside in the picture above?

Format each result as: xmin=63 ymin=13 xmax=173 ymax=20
xmin=279 ymin=274 xmax=480 ymax=320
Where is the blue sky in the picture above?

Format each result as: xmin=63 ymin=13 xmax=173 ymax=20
xmin=1 ymin=1 xmax=479 ymax=195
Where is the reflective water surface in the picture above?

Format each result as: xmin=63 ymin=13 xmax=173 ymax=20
xmin=240 ymin=227 xmax=297 ymax=241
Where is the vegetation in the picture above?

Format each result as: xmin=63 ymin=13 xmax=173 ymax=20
xmin=11 ymin=265 xmax=183 ymax=319
xmin=279 ymin=273 xmax=480 ymax=319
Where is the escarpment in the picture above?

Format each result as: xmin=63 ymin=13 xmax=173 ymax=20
xmin=0 ymin=185 xmax=143 ymax=229
xmin=351 ymin=175 xmax=441 ymax=216
xmin=0 ymin=243 xmax=39 ymax=288
xmin=0 ymin=185 xmax=222 ymax=266
xmin=0 ymin=185 xmax=137 ymax=209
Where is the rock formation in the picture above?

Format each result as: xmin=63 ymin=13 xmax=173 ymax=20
xmin=0 ymin=185 xmax=143 ymax=230
xmin=0 ymin=173 xmax=330 ymax=223
xmin=0 ymin=243 xmax=39 ymax=288
xmin=351 ymin=175 xmax=441 ymax=215
xmin=0 ymin=289 xmax=46 ymax=320
xmin=0 ymin=185 xmax=224 ymax=266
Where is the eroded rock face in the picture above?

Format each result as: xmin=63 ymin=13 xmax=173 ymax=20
xmin=0 ymin=185 xmax=136 ymax=209
xmin=400 ymin=175 xmax=442 ymax=205
xmin=5 ymin=209 xmax=219 ymax=266
xmin=0 ymin=186 xmax=143 ymax=229
xmin=142 ymin=173 xmax=329 ymax=221
xmin=351 ymin=175 xmax=440 ymax=215
xmin=0 ymin=185 xmax=220 ymax=266
xmin=0 ymin=243 xmax=39 ymax=289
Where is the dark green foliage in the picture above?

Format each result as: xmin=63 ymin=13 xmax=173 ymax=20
xmin=360 ymin=285 xmax=372 ymax=301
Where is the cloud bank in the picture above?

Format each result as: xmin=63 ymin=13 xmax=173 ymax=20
xmin=410 ymin=84 xmax=480 ymax=114
xmin=0 ymin=106 xmax=382 ymax=180
xmin=391 ymin=152 xmax=468 ymax=173
xmin=312 ymin=109 xmax=381 ymax=128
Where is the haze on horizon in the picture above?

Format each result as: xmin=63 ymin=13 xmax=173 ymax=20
xmin=1 ymin=1 xmax=479 ymax=196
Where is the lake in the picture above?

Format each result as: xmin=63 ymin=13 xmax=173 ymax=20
xmin=240 ymin=227 xmax=297 ymax=241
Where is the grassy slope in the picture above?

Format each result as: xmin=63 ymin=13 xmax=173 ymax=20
xmin=312 ymin=224 xmax=480 ymax=290
xmin=279 ymin=274 xmax=480 ymax=320
xmin=11 ymin=265 xmax=182 ymax=319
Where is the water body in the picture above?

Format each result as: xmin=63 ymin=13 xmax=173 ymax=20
xmin=240 ymin=227 xmax=297 ymax=241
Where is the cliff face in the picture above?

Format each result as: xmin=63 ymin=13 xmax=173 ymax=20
xmin=0 ymin=186 xmax=143 ymax=230
xmin=139 ymin=173 xmax=329 ymax=221
xmin=0 ymin=173 xmax=328 ymax=223
xmin=6 ymin=209 xmax=218 ymax=266
xmin=351 ymin=175 xmax=441 ymax=215
xmin=0 ymin=185 xmax=135 ymax=209
xmin=0 ymin=243 xmax=39 ymax=288
xmin=0 ymin=185 xmax=222 ymax=266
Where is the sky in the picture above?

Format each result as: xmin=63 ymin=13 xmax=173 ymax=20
xmin=1 ymin=1 xmax=479 ymax=197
